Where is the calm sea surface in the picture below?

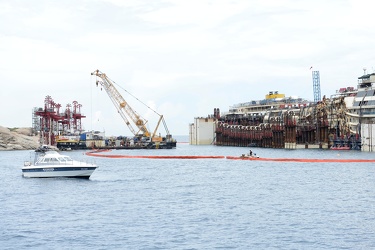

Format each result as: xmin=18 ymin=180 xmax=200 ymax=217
xmin=1 ymin=138 xmax=375 ymax=249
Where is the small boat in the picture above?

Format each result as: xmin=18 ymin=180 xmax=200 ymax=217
xmin=330 ymin=145 xmax=350 ymax=150
xmin=240 ymin=153 xmax=260 ymax=159
xmin=22 ymin=145 xmax=98 ymax=178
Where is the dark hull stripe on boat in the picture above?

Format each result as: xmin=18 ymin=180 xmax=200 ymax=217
xmin=22 ymin=167 xmax=97 ymax=172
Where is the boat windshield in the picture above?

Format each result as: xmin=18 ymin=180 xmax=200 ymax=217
xmin=58 ymin=156 xmax=73 ymax=162
xmin=35 ymin=153 xmax=73 ymax=165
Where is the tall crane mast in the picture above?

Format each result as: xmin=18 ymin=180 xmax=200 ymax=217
xmin=91 ymin=69 xmax=169 ymax=141
xmin=312 ymin=70 xmax=321 ymax=103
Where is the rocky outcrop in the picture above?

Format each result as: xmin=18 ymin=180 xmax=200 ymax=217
xmin=0 ymin=126 xmax=40 ymax=151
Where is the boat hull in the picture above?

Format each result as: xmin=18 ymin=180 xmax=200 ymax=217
xmin=22 ymin=166 xmax=97 ymax=178
xmin=330 ymin=146 xmax=350 ymax=150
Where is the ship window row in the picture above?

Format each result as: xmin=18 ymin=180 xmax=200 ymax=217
xmin=361 ymin=109 xmax=375 ymax=115
xmin=356 ymin=89 xmax=375 ymax=97
xmin=353 ymin=100 xmax=375 ymax=106
xmin=351 ymin=109 xmax=375 ymax=115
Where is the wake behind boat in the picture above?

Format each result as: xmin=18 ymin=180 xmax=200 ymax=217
xmin=22 ymin=145 xmax=98 ymax=178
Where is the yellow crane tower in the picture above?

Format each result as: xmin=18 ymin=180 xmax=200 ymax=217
xmin=91 ymin=69 xmax=173 ymax=145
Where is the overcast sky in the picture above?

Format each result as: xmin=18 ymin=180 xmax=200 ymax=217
xmin=1 ymin=0 xmax=375 ymax=136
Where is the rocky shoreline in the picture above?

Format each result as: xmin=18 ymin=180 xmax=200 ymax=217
xmin=0 ymin=126 xmax=40 ymax=151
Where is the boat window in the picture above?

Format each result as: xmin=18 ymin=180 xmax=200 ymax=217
xmin=357 ymin=91 xmax=366 ymax=97
xmin=50 ymin=158 xmax=59 ymax=163
xmin=59 ymin=156 xmax=72 ymax=162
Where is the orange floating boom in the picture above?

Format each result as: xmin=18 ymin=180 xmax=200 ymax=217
xmin=85 ymin=151 xmax=224 ymax=159
xmin=86 ymin=150 xmax=375 ymax=163
xmin=226 ymin=156 xmax=375 ymax=163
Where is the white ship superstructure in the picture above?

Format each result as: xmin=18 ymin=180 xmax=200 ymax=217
xmin=222 ymin=91 xmax=311 ymax=121
xmin=343 ymin=73 xmax=375 ymax=134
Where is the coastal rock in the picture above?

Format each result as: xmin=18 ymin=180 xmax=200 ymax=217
xmin=0 ymin=126 xmax=40 ymax=151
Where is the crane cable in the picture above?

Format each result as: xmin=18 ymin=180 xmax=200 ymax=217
xmin=109 ymin=76 xmax=171 ymax=135
xmin=108 ymin=76 xmax=162 ymax=117
xmin=94 ymin=72 xmax=170 ymax=135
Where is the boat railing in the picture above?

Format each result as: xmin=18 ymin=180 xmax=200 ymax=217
xmin=73 ymin=159 xmax=97 ymax=166
xmin=34 ymin=160 xmax=96 ymax=166
xmin=59 ymin=159 xmax=75 ymax=165
xmin=35 ymin=160 xmax=75 ymax=166
xmin=61 ymin=159 xmax=97 ymax=166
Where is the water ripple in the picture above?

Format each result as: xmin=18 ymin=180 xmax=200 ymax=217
xmin=1 ymin=146 xmax=375 ymax=249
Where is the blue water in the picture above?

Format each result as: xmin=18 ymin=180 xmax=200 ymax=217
xmin=1 ymin=142 xmax=375 ymax=249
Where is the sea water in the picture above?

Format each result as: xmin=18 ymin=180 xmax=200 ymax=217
xmin=1 ymin=140 xmax=375 ymax=249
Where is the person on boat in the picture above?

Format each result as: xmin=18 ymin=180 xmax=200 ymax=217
xmin=249 ymin=150 xmax=253 ymax=156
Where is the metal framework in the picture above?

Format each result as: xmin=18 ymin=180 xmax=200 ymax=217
xmin=33 ymin=95 xmax=86 ymax=145
xmin=312 ymin=70 xmax=321 ymax=103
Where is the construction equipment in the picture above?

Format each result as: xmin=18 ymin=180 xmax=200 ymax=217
xmin=91 ymin=69 xmax=174 ymax=146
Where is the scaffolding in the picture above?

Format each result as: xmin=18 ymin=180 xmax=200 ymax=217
xmin=32 ymin=95 xmax=86 ymax=146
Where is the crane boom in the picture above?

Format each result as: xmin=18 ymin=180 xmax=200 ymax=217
xmin=91 ymin=69 xmax=151 ymax=137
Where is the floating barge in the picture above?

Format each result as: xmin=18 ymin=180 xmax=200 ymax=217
xmin=56 ymin=131 xmax=176 ymax=150
xmin=32 ymin=95 xmax=176 ymax=150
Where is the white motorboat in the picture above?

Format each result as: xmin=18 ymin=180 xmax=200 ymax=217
xmin=22 ymin=145 xmax=98 ymax=178
xmin=240 ymin=153 xmax=260 ymax=159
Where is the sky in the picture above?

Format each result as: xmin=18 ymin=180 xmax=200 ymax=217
xmin=1 ymin=0 xmax=375 ymax=136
